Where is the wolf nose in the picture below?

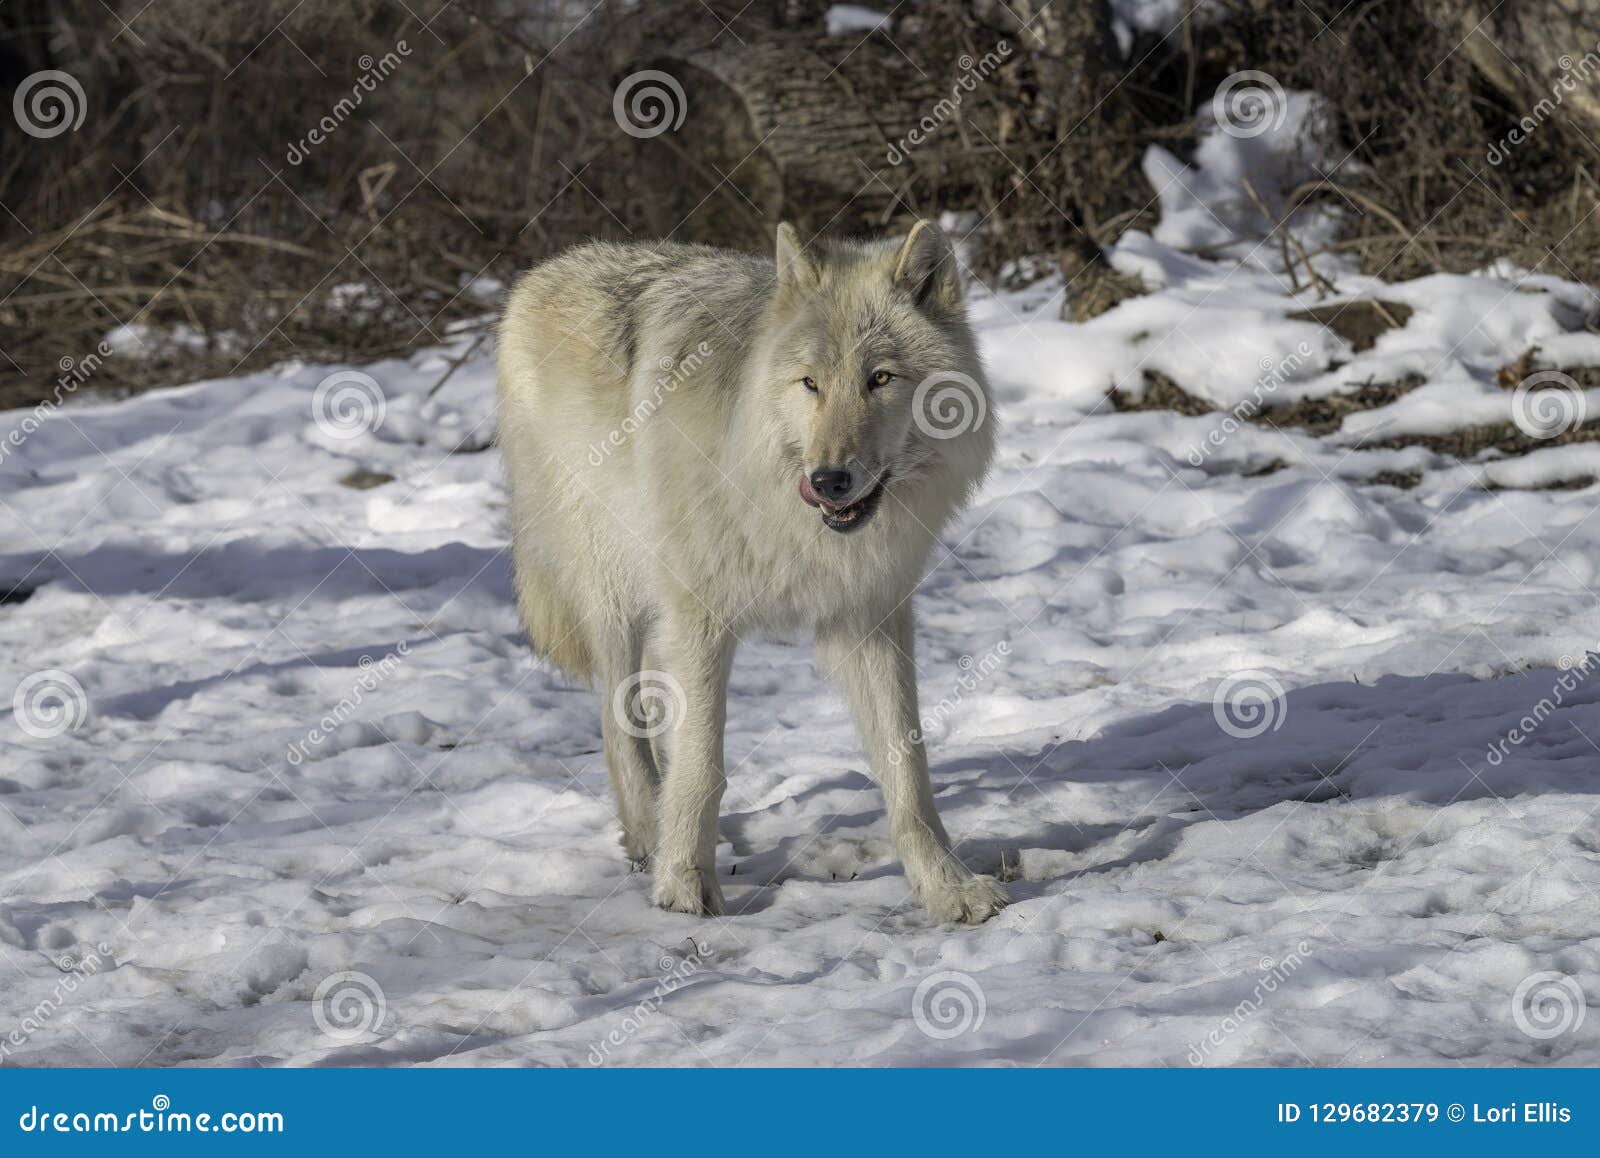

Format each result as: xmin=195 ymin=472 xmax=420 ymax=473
xmin=809 ymin=468 xmax=853 ymax=502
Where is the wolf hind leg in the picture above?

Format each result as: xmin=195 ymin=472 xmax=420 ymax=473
xmin=640 ymin=633 xmax=672 ymax=783
xmin=597 ymin=620 xmax=665 ymax=866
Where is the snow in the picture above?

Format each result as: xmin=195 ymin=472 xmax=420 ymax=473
xmin=1109 ymin=0 xmax=1224 ymax=56
xmin=5 ymin=106 xmax=1600 ymax=1068
xmin=824 ymin=6 xmax=890 ymax=37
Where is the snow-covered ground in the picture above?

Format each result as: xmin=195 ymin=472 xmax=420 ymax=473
xmin=6 ymin=108 xmax=1600 ymax=1067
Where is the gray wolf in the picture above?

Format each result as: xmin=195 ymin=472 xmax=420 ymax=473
xmin=495 ymin=220 xmax=1008 ymax=923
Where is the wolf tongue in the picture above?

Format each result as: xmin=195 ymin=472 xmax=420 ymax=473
xmin=797 ymin=474 xmax=823 ymax=508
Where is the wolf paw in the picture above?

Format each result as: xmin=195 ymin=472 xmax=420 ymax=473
xmin=622 ymin=836 xmax=652 ymax=872
xmin=919 ymin=871 xmax=1010 ymax=925
xmin=652 ymin=862 xmax=726 ymax=917
xmin=620 ymin=823 xmax=655 ymax=868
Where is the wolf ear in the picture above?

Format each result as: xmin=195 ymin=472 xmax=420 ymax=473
xmin=775 ymin=221 xmax=818 ymax=289
xmin=891 ymin=220 xmax=961 ymax=310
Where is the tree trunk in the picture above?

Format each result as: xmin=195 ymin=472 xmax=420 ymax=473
xmin=1441 ymin=1 xmax=1600 ymax=151
xmin=627 ymin=3 xmax=1138 ymax=249
xmin=628 ymin=28 xmax=978 ymax=244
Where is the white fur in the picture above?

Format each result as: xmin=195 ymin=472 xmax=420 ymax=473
xmin=495 ymin=221 xmax=1008 ymax=923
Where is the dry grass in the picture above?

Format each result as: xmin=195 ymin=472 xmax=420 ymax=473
xmin=6 ymin=0 xmax=1600 ymax=409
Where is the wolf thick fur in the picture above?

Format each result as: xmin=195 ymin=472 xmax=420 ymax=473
xmin=496 ymin=220 xmax=1008 ymax=923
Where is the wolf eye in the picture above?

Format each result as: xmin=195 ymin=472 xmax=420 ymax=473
xmin=869 ymin=369 xmax=895 ymax=388
xmin=801 ymin=376 xmax=818 ymax=392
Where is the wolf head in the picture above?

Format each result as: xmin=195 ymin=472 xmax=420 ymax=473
xmin=757 ymin=220 xmax=991 ymax=535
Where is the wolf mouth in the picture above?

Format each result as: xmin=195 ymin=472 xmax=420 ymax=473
xmin=800 ymin=471 xmax=890 ymax=534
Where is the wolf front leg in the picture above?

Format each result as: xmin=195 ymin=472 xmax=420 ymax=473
xmin=650 ymin=594 xmax=736 ymax=916
xmin=817 ymin=604 xmax=1009 ymax=924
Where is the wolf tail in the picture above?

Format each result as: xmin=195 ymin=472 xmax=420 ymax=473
xmin=511 ymin=553 xmax=595 ymax=685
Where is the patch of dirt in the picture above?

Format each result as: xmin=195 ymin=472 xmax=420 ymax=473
xmin=1483 ymin=475 xmax=1598 ymax=492
xmin=1111 ymin=360 xmax=1600 ymax=490
xmin=1061 ymin=249 xmax=1149 ymax=323
xmin=1108 ymin=370 xmax=1214 ymax=416
xmin=339 ymin=469 xmax=396 ymax=490
xmin=1367 ymin=421 xmax=1600 ymax=459
xmin=1364 ymin=470 xmax=1422 ymax=489
xmin=1287 ymin=300 xmax=1414 ymax=352
xmin=1495 ymin=351 xmax=1600 ymax=392
xmin=1251 ymin=373 xmax=1428 ymax=437
xmin=1497 ymin=348 xmax=1542 ymax=390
